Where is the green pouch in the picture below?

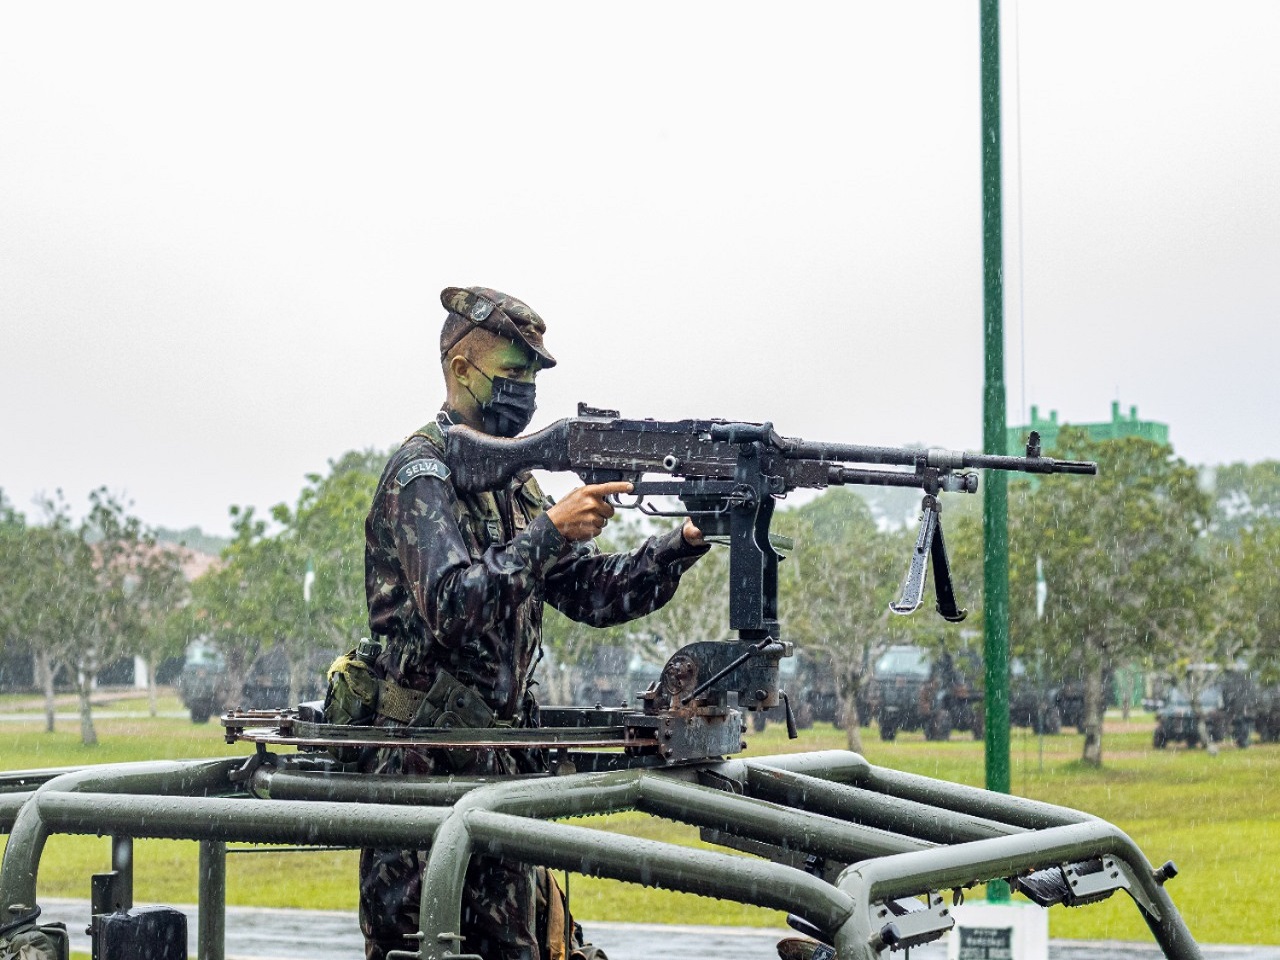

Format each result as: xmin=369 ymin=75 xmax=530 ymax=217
xmin=413 ymin=669 xmax=497 ymax=730
xmin=410 ymin=669 xmax=500 ymax=772
xmin=323 ymin=648 xmax=382 ymax=764
xmin=0 ymin=922 xmax=69 ymax=960
xmin=323 ymin=648 xmax=380 ymax=726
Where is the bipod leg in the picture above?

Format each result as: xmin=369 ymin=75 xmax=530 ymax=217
xmin=890 ymin=496 xmax=939 ymax=616
xmin=929 ymin=512 xmax=967 ymax=623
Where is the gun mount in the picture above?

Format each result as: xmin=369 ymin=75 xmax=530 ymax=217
xmin=0 ymin=411 xmax=1203 ymax=960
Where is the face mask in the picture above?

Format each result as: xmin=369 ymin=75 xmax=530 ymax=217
xmin=465 ymin=363 xmax=537 ymax=437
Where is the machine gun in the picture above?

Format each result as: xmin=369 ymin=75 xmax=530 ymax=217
xmin=445 ymin=403 xmax=1095 ymax=718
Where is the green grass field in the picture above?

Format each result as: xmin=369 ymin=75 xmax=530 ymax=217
xmin=2 ymin=694 xmax=1277 ymax=945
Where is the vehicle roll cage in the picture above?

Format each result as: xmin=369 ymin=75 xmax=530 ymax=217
xmin=1 ymin=745 xmax=1199 ymax=960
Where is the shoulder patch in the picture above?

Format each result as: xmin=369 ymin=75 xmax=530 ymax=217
xmin=395 ymin=458 xmax=451 ymax=487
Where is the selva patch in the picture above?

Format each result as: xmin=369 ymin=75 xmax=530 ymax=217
xmin=396 ymin=458 xmax=451 ymax=487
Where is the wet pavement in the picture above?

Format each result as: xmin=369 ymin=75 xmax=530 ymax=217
xmin=35 ymin=898 xmax=1280 ymax=959
xmin=0 ymin=710 xmax=190 ymax=723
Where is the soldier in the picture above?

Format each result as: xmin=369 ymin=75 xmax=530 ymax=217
xmin=358 ymin=286 xmax=709 ymax=960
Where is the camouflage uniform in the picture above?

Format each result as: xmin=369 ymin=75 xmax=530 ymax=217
xmin=359 ymin=414 xmax=707 ymax=960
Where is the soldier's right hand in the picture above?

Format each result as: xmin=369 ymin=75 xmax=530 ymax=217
xmin=546 ymin=481 xmax=632 ymax=542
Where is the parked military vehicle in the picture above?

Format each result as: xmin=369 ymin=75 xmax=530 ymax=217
xmin=568 ymin=645 xmax=664 ymax=708
xmin=874 ymin=644 xmax=984 ymax=741
xmin=1008 ymin=658 xmax=1062 ymax=735
xmin=1219 ymin=668 xmax=1256 ymax=748
xmin=791 ymin=649 xmax=847 ymax=730
xmin=752 ymin=648 xmax=857 ymax=732
xmin=176 ymin=640 xmax=234 ymax=723
xmin=1255 ymin=684 xmax=1280 ymax=743
xmin=1153 ymin=686 xmax=1229 ymax=749
xmin=177 ymin=641 xmax=332 ymax=723
xmin=1152 ymin=665 xmax=1255 ymax=750
xmin=1052 ymin=667 xmax=1123 ymax=734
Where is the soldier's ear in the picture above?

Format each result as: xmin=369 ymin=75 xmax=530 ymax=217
xmin=448 ymin=354 xmax=472 ymax=385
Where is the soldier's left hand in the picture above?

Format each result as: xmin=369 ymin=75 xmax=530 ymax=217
xmin=682 ymin=520 xmax=706 ymax=547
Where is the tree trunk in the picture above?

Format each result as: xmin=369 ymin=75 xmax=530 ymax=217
xmin=77 ymin=668 xmax=98 ymax=747
xmin=34 ymin=649 xmax=57 ymax=733
xmin=1081 ymin=660 xmax=1105 ymax=767
xmin=842 ymin=676 xmax=864 ymax=754
xmin=145 ymin=656 xmax=158 ymax=717
xmin=1183 ymin=671 xmax=1219 ymax=756
xmin=1195 ymin=712 xmax=1219 ymax=756
xmin=287 ymin=650 xmax=300 ymax=708
xmin=543 ymin=657 xmax=572 ymax=705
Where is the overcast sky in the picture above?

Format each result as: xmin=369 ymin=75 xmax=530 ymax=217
xmin=2 ymin=1 xmax=1277 ymax=538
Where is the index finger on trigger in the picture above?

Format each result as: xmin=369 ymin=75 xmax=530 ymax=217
xmin=590 ymin=481 xmax=634 ymax=496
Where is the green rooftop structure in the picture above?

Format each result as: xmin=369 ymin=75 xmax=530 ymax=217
xmin=1007 ymin=401 xmax=1169 ymax=455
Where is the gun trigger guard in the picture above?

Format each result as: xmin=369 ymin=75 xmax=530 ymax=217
xmin=606 ymin=492 xmax=642 ymax=510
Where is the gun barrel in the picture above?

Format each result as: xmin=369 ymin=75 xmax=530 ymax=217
xmin=782 ymin=439 xmax=921 ymax=466
xmin=961 ymin=452 xmax=1098 ymax=475
xmin=783 ymin=438 xmax=1096 ymax=477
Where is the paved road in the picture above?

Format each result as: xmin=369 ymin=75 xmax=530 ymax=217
xmin=0 ymin=711 xmax=190 ymax=722
xmin=35 ymin=899 xmax=1280 ymax=959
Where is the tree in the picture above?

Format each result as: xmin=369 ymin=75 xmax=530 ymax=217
xmin=277 ymin=450 xmax=383 ymax=700
xmin=0 ymin=491 xmax=46 ymax=707
xmin=68 ymin=489 xmax=188 ymax=745
xmin=0 ymin=490 xmax=27 ymax=657
xmin=1209 ymin=460 xmax=1280 ymax=539
xmin=776 ymin=490 xmax=909 ymax=751
xmin=0 ymin=489 xmax=158 ymax=744
xmin=1217 ymin=519 xmax=1280 ymax=685
xmin=127 ymin=540 xmax=192 ymax=717
xmin=1008 ymin=430 xmax=1211 ymax=766
xmin=191 ymin=450 xmax=382 ymax=706
xmin=19 ymin=494 xmax=99 ymax=736
xmin=190 ymin=504 xmax=276 ymax=697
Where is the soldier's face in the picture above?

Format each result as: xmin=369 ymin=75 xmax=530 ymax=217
xmin=463 ymin=337 xmax=540 ymax=404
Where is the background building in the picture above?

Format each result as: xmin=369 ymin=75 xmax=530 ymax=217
xmin=1007 ymin=401 xmax=1169 ymax=454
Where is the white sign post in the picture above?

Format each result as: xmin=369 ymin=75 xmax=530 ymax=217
xmin=947 ymin=901 xmax=1048 ymax=960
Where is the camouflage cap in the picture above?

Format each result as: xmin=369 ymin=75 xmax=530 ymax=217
xmin=439 ymin=286 xmax=557 ymax=368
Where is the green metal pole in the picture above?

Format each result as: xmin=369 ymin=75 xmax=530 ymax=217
xmin=980 ymin=0 xmax=1011 ymax=903
xmin=199 ymin=839 xmax=226 ymax=960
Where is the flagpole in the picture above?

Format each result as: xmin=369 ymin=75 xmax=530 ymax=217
xmin=980 ymin=0 xmax=1012 ymax=904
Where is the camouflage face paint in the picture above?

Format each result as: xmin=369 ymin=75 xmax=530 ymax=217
xmin=459 ymin=338 xmax=541 ymax=437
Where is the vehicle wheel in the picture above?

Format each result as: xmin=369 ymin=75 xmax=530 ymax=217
xmin=971 ymin=711 xmax=985 ymax=740
xmin=190 ymin=704 xmax=212 ymax=724
xmin=1235 ymin=726 xmax=1250 ymax=750
xmin=832 ymin=704 xmax=848 ymax=730
xmin=879 ymin=715 xmax=897 ymax=742
xmin=1044 ymin=706 xmax=1062 ymax=735
xmin=795 ymin=702 xmax=815 ymax=730
xmin=1152 ymin=727 xmax=1167 ymax=749
xmin=928 ymin=709 xmax=952 ymax=742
